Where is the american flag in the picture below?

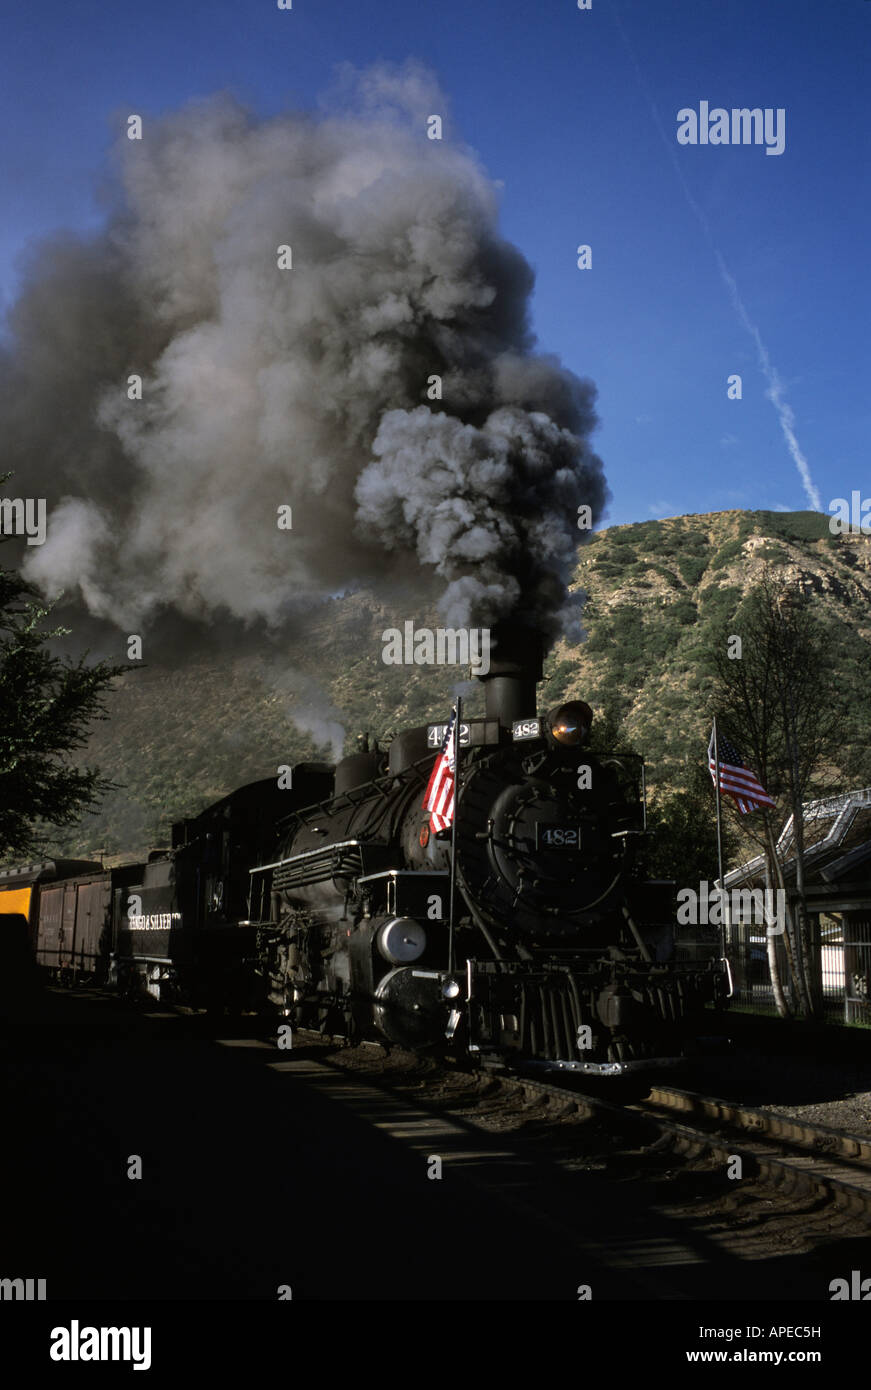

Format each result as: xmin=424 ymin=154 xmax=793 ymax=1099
xmin=708 ymin=726 xmax=776 ymax=814
xmin=423 ymin=707 xmax=457 ymax=833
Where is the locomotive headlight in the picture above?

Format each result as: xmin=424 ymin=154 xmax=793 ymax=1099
xmin=377 ymin=918 xmax=427 ymax=964
xmin=547 ymin=700 xmax=593 ymax=748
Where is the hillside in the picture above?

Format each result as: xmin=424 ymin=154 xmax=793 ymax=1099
xmin=551 ymin=508 xmax=871 ymax=787
xmin=44 ymin=508 xmax=871 ymax=862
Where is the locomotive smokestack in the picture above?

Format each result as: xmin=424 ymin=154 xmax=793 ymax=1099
xmin=478 ymin=623 xmax=543 ymax=730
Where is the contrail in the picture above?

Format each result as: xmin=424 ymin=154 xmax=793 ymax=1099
xmin=612 ymin=4 xmax=822 ymax=511
xmin=714 ymin=253 xmax=821 ymax=510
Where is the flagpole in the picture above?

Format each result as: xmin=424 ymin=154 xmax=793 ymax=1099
xmin=713 ymin=715 xmax=726 ymax=962
xmin=447 ymin=695 xmax=462 ymax=974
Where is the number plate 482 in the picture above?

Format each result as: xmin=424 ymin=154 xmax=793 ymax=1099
xmin=536 ymin=825 xmax=580 ymax=849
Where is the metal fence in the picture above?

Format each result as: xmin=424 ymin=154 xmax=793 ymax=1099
xmin=822 ymin=937 xmax=871 ymax=1024
xmin=721 ymin=916 xmax=871 ymax=1023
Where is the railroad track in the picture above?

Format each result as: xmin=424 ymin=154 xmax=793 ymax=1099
xmin=293 ymin=1023 xmax=871 ymax=1217
xmin=288 ymin=1025 xmax=871 ymax=1213
xmin=496 ymin=1068 xmax=871 ymax=1215
xmin=229 ymin=1021 xmax=871 ymax=1218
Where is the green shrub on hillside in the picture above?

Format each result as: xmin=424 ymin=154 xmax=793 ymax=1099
xmin=710 ymin=539 xmax=745 ymax=570
xmin=677 ymin=529 xmax=710 ymax=554
xmin=698 ymin=585 xmax=743 ymax=624
xmin=677 ymin=555 xmax=707 ymax=586
xmin=754 ymin=510 xmax=833 ymax=543
xmin=671 ymin=597 xmax=698 ymax=625
xmin=649 ymin=564 xmax=682 ymax=588
xmin=624 ymin=521 xmax=661 ymax=546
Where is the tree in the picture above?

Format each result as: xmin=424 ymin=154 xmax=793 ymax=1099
xmin=586 ymin=697 xmax=638 ymax=756
xmin=707 ymin=568 xmax=843 ymax=1019
xmin=644 ymin=761 xmax=737 ymax=886
xmin=586 ymin=703 xmax=733 ymax=889
xmin=0 ymin=560 xmax=126 ymax=860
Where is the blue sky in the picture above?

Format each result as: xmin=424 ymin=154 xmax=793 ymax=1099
xmin=1 ymin=0 xmax=867 ymax=529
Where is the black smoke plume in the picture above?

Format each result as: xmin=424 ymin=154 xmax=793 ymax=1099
xmin=1 ymin=63 xmax=608 ymax=649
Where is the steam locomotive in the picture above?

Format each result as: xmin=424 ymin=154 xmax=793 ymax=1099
xmin=251 ymin=624 xmax=727 ymax=1073
xmin=0 ymin=625 xmax=727 ymax=1074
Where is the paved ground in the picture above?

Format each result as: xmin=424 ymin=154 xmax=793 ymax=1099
xmin=2 ymin=989 xmax=869 ymax=1303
